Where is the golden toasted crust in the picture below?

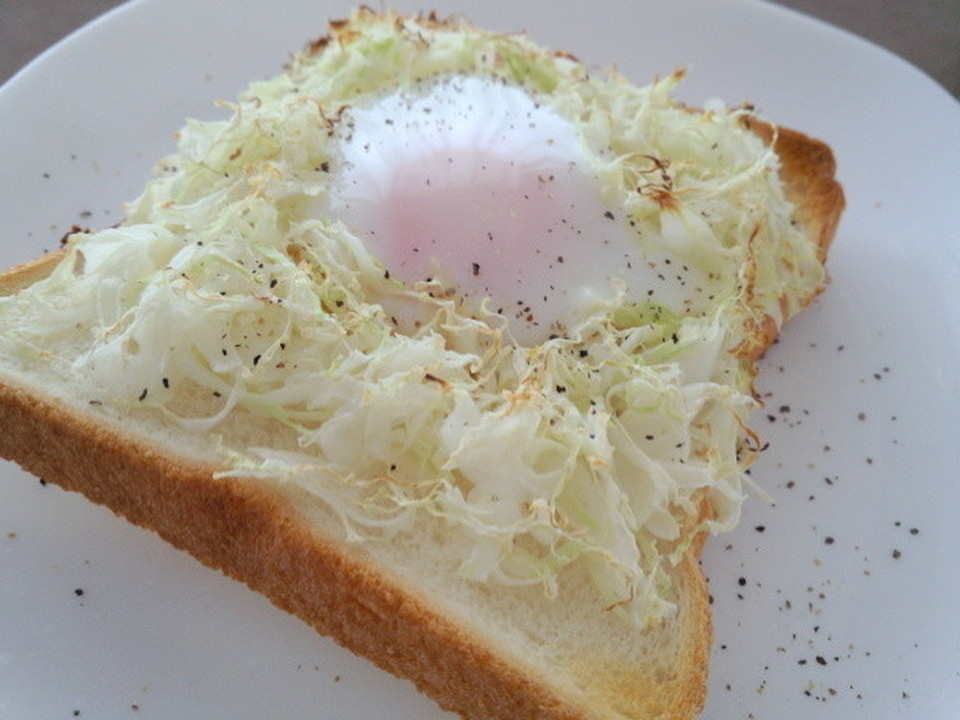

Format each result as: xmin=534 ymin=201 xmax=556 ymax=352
xmin=734 ymin=119 xmax=845 ymax=361
xmin=0 ymin=122 xmax=842 ymax=719
xmin=747 ymin=119 xmax=844 ymax=265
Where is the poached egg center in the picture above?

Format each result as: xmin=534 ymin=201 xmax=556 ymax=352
xmin=331 ymin=74 xmax=694 ymax=345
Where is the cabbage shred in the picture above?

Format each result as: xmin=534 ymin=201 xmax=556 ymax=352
xmin=0 ymin=8 xmax=826 ymax=626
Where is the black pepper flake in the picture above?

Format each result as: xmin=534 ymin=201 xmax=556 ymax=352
xmin=892 ymin=549 xmax=902 ymax=559
xmin=162 ymin=377 xmax=170 ymax=389
xmin=138 ymin=388 xmax=148 ymax=402
xmin=472 ymin=262 xmax=480 ymax=276
xmin=253 ymin=354 xmax=262 ymax=366
xmin=603 ymin=210 xmax=615 ymax=220
xmin=824 ymin=536 xmax=835 ymax=545
xmin=816 ymin=655 xmax=827 ymax=666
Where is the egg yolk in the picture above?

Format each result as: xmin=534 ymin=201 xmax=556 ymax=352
xmin=331 ymin=74 xmax=699 ymax=345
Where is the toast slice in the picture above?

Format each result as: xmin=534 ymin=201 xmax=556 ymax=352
xmin=0 ymin=9 xmax=843 ymax=720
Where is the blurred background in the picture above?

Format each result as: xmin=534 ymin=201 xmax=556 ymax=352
xmin=1 ymin=0 xmax=958 ymax=96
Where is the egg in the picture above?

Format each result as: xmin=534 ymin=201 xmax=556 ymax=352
xmin=330 ymin=73 xmax=707 ymax=345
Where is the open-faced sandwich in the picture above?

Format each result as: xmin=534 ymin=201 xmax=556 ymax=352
xmin=0 ymin=8 xmax=843 ymax=719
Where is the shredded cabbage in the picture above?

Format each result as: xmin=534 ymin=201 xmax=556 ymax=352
xmin=0 ymin=8 xmax=826 ymax=626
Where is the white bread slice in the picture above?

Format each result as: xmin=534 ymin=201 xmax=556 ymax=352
xmin=0 ymin=14 xmax=844 ymax=720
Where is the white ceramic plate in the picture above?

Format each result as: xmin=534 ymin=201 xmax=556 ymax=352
xmin=2 ymin=1 xmax=958 ymax=718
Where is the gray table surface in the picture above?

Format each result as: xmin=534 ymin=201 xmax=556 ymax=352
xmin=2 ymin=1 xmax=958 ymax=95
